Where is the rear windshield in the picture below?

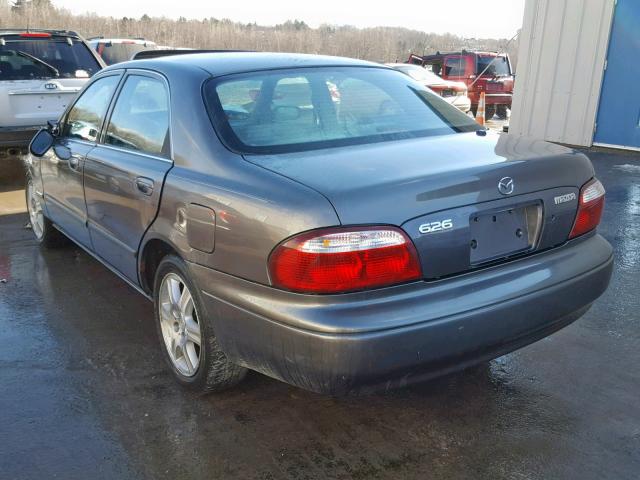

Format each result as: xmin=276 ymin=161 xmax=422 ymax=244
xmin=476 ymin=55 xmax=511 ymax=77
xmin=0 ymin=36 xmax=101 ymax=80
xmin=95 ymin=42 xmax=157 ymax=65
xmin=204 ymin=67 xmax=479 ymax=154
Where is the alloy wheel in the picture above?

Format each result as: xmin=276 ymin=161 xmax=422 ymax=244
xmin=158 ymin=272 xmax=202 ymax=377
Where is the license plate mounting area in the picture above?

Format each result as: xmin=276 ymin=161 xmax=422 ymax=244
xmin=469 ymin=203 xmax=542 ymax=265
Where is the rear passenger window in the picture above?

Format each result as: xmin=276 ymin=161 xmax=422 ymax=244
xmin=104 ymin=75 xmax=169 ymax=156
xmin=62 ymin=75 xmax=120 ymax=142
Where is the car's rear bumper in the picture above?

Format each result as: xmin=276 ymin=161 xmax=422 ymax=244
xmin=0 ymin=125 xmax=40 ymax=149
xmin=190 ymin=233 xmax=613 ymax=394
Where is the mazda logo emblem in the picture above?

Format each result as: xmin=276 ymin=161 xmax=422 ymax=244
xmin=44 ymin=83 xmax=57 ymax=90
xmin=498 ymin=176 xmax=514 ymax=195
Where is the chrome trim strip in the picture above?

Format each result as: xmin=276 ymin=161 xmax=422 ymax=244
xmin=96 ymin=143 xmax=173 ymax=163
xmin=66 ymin=138 xmax=96 ymax=148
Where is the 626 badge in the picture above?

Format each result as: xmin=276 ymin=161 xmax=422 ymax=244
xmin=419 ymin=219 xmax=453 ymax=234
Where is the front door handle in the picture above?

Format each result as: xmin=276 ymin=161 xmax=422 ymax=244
xmin=135 ymin=177 xmax=154 ymax=196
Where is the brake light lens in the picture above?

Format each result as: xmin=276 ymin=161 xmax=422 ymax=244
xmin=269 ymin=227 xmax=422 ymax=294
xmin=569 ymin=178 xmax=605 ymax=239
xmin=19 ymin=32 xmax=52 ymax=38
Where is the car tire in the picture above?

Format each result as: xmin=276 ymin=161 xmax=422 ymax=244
xmin=496 ymin=105 xmax=508 ymax=119
xmin=153 ymin=254 xmax=247 ymax=393
xmin=25 ymin=174 xmax=67 ymax=248
xmin=485 ymin=104 xmax=496 ymax=120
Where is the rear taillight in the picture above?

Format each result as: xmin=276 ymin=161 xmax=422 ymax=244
xmin=269 ymin=227 xmax=422 ymax=294
xmin=569 ymin=178 xmax=605 ymax=239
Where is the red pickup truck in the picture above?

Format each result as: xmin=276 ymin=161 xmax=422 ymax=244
xmin=408 ymin=50 xmax=514 ymax=119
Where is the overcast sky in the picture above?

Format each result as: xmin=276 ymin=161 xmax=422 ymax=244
xmin=51 ymin=0 xmax=525 ymax=39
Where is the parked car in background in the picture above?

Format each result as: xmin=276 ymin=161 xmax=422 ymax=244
xmin=409 ymin=50 xmax=514 ymax=119
xmin=88 ymin=37 xmax=158 ymax=65
xmin=26 ymin=52 xmax=612 ymax=395
xmin=386 ymin=63 xmax=471 ymax=114
xmin=0 ymin=29 xmax=104 ymax=156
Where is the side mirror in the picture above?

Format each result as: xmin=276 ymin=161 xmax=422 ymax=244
xmin=29 ymin=128 xmax=55 ymax=157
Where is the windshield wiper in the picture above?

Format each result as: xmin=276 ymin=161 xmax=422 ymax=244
xmin=16 ymin=51 xmax=59 ymax=77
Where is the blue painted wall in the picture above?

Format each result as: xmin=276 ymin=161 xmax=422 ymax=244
xmin=595 ymin=0 xmax=640 ymax=148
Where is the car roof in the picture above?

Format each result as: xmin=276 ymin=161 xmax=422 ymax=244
xmin=111 ymin=52 xmax=383 ymax=78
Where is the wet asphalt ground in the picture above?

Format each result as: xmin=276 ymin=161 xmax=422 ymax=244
xmin=0 ymin=149 xmax=639 ymax=480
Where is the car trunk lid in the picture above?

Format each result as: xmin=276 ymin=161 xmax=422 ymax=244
xmin=244 ymin=132 xmax=594 ymax=278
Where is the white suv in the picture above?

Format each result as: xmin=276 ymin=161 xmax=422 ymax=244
xmin=0 ymin=29 xmax=104 ymax=155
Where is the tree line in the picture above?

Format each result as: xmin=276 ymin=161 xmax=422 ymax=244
xmin=1 ymin=0 xmax=519 ymax=67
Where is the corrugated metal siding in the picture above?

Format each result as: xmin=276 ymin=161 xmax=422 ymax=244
xmin=510 ymin=0 xmax=616 ymax=146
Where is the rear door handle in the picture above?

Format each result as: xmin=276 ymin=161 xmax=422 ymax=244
xmin=135 ymin=177 xmax=154 ymax=196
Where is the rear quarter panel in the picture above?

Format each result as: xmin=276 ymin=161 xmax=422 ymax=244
xmin=146 ymin=164 xmax=340 ymax=284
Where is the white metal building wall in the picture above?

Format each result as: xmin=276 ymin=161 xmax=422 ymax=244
xmin=510 ymin=0 xmax=616 ymax=147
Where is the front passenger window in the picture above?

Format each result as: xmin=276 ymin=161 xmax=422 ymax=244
xmin=104 ymin=75 xmax=170 ymax=156
xmin=62 ymin=75 xmax=119 ymax=142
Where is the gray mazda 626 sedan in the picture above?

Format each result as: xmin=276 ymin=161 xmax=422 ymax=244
xmin=25 ymin=52 xmax=613 ymax=394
